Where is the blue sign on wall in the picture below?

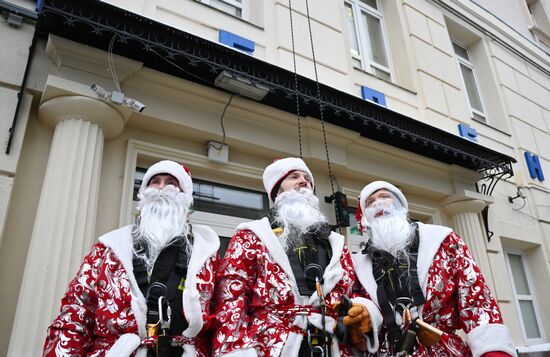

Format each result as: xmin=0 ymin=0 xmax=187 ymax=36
xmin=458 ymin=123 xmax=478 ymax=143
xmin=219 ymin=30 xmax=255 ymax=54
xmin=524 ymin=151 xmax=545 ymax=181
xmin=361 ymin=86 xmax=386 ymax=107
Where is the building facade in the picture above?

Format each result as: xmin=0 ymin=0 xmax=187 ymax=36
xmin=0 ymin=0 xmax=549 ymax=355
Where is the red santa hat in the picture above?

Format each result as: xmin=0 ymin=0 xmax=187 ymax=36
xmin=356 ymin=180 xmax=408 ymax=232
xmin=140 ymin=160 xmax=193 ymax=194
xmin=263 ymin=157 xmax=314 ymax=203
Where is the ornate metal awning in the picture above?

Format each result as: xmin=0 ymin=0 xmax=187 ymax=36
xmin=37 ymin=0 xmax=515 ymax=178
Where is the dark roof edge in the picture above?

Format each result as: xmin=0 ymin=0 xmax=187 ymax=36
xmin=37 ymin=0 xmax=515 ymax=177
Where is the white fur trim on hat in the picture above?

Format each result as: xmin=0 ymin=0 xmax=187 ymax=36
xmin=358 ymin=181 xmax=408 ymax=218
xmin=262 ymin=157 xmax=314 ymax=202
xmin=140 ymin=160 xmax=193 ymax=194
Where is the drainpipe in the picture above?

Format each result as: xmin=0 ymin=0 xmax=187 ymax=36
xmin=1 ymin=0 xmax=40 ymax=154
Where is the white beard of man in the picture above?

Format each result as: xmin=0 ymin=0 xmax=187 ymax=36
xmin=273 ymin=188 xmax=328 ymax=252
xmin=132 ymin=185 xmax=193 ymax=272
xmin=362 ymin=206 xmax=414 ymax=260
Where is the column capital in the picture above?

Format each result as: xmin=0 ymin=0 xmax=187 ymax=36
xmin=38 ymin=95 xmax=126 ymax=139
xmin=441 ymin=189 xmax=494 ymax=215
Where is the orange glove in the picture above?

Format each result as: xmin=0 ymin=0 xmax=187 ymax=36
xmin=343 ymin=303 xmax=371 ymax=350
xmin=343 ymin=303 xmax=372 ymax=332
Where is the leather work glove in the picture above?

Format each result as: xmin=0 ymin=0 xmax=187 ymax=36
xmin=343 ymin=303 xmax=371 ymax=351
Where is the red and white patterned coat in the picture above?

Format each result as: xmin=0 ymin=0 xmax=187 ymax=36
xmin=43 ymin=224 xmax=219 ymax=357
xmin=213 ymin=217 xmax=381 ymax=357
xmin=352 ymin=222 xmax=516 ymax=357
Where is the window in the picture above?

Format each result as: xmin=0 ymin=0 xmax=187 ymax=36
xmin=196 ymin=0 xmax=244 ymax=18
xmin=452 ymin=41 xmax=487 ymax=123
xmin=345 ymin=0 xmax=392 ymax=81
xmin=133 ymin=167 xmax=268 ymax=257
xmin=133 ymin=168 xmax=268 ymax=220
xmin=504 ymin=251 xmax=545 ymax=344
xmin=526 ymin=0 xmax=550 ymax=53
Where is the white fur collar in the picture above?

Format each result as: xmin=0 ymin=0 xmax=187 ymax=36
xmin=99 ymin=224 xmax=219 ymax=341
xmin=352 ymin=222 xmax=452 ymax=306
xmin=236 ymin=218 xmax=345 ymax=302
xmin=181 ymin=224 xmax=219 ymax=338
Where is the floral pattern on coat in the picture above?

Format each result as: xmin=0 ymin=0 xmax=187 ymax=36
xmin=353 ymin=224 xmax=514 ymax=357
xmin=43 ymin=224 xmax=219 ymax=357
xmin=213 ymin=226 xmax=369 ymax=357
xmin=414 ymin=232 xmax=503 ymax=356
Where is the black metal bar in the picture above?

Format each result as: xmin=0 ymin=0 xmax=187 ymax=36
xmin=4 ymin=1 xmax=40 ymax=154
xmin=475 ymin=162 xmax=514 ymax=242
xmin=0 ymin=0 xmax=38 ymax=21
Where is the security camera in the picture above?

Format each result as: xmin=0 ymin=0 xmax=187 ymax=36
xmin=124 ymin=98 xmax=146 ymax=113
xmin=90 ymin=84 xmax=110 ymax=100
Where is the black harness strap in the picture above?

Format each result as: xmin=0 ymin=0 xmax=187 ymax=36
xmin=363 ymin=223 xmax=425 ymax=353
xmin=268 ymin=209 xmax=333 ymax=356
xmin=133 ymin=233 xmax=191 ymax=357
xmin=406 ymin=224 xmax=425 ymax=307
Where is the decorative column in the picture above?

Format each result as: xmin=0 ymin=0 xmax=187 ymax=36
xmin=8 ymin=96 xmax=127 ymax=356
xmin=442 ymin=192 xmax=496 ymax=294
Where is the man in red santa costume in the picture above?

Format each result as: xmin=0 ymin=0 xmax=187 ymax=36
xmin=213 ymin=157 xmax=380 ymax=357
xmin=352 ymin=180 xmax=516 ymax=356
xmin=43 ymin=160 xmax=219 ymax=357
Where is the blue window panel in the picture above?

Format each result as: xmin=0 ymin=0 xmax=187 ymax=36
xmin=524 ymin=152 xmax=545 ymax=181
xmin=458 ymin=123 xmax=478 ymax=143
xmin=361 ymin=86 xmax=386 ymax=107
xmin=219 ymin=30 xmax=255 ymax=54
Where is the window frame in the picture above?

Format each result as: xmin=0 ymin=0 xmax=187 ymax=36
xmin=345 ymin=0 xmax=393 ymax=80
xmin=452 ymin=40 xmax=488 ymax=124
xmin=197 ymin=0 xmax=247 ymax=19
xmin=504 ymin=249 xmax=545 ymax=345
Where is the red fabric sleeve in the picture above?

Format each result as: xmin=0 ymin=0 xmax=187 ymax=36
xmin=42 ymin=244 xmax=105 ymax=356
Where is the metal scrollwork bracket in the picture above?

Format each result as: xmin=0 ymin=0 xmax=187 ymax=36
xmin=475 ymin=161 xmax=514 ymax=242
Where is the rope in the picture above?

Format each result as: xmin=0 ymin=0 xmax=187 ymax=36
xmin=304 ymin=0 xmax=336 ymax=197
xmin=288 ymin=0 xmax=303 ymax=158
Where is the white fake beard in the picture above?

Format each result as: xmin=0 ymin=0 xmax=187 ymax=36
xmin=273 ymin=188 xmax=328 ymax=251
xmin=362 ymin=207 xmax=414 ymax=259
xmin=132 ymin=185 xmax=193 ymax=271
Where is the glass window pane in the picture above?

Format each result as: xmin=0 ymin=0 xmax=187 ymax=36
xmin=134 ymin=168 xmax=267 ymax=219
xmin=459 ymin=63 xmax=484 ymax=113
xmin=519 ymin=300 xmax=541 ymax=339
xmin=508 ymin=253 xmax=531 ymax=295
xmin=363 ymin=12 xmax=388 ymax=67
xmin=345 ymin=3 xmax=361 ymax=58
xmin=193 ymin=181 xmax=264 ymax=210
xmin=453 ymin=42 xmax=469 ymax=60
xmin=209 ymin=0 xmax=241 ymax=17
xmin=373 ymin=67 xmax=391 ymax=81
xmin=133 ymin=168 xmax=146 ymax=201
xmin=360 ymin=0 xmax=378 ymax=9
xmin=472 ymin=111 xmax=486 ymax=123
